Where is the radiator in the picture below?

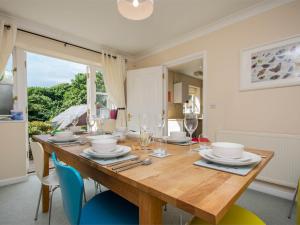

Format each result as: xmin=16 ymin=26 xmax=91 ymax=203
xmin=216 ymin=130 xmax=300 ymax=188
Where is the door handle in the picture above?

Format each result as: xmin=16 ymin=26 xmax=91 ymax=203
xmin=127 ymin=113 xmax=132 ymax=121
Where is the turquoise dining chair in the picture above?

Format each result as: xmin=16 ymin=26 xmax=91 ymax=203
xmin=51 ymin=152 xmax=139 ymax=225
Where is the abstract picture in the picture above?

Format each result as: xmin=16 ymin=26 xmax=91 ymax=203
xmin=240 ymin=36 xmax=300 ymax=90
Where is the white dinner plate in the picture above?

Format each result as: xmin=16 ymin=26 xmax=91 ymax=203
xmin=48 ymin=135 xmax=79 ymax=143
xmin=211 ymin=150 xmax=252 ymax=162
xmin=199 ymin=149 xmax=261 ymax=166
xmin=166 ymin=137 xmax=191 ymax=143
xmin=83 ymin=145 xmax=131 ymax=159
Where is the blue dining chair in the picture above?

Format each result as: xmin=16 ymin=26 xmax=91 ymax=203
xmin=52 ymin=152 xmax=139 ymax=225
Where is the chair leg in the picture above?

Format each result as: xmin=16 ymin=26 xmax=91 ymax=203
xmin=83 ymin=186 xmax=87 ymax=203
xmin=94 ymin=181 xmax=98 ymax=195
xmin=48 ymin=186 xmax=59 ymax=225
xmin=179 ymin=215 xmax=183 ymax=225
xmin=34 ymin=184 xmax=43 ymax=221
xmin=288 ymin=183 xmax=299 ymax=219
xmin=98 ymin=183 xmax=102 ymax=193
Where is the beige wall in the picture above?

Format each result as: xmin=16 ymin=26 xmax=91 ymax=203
xmin=132 ymin=1 xmax=300 ymax=140
xmin=0 ymin=121 xmax=27 ymax=181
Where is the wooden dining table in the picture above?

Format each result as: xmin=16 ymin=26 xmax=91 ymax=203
xmin=33 ymin=134 xmax=273 ymax=225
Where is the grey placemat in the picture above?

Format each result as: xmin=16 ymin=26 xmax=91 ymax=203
xmin=80 ymin=153 xmax=138 ymax=166
xmin=194 ymin=159 xmax=259 ymax=176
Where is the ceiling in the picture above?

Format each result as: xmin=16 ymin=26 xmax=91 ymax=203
xmin=0 ymin=0 xmax=268 ymax=57
xmin=169 ymin=59 xmax=203 ymax=79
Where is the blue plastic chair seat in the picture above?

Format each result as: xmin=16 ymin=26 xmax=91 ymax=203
xmin=80 ymin=190 xmax=139 ymax=225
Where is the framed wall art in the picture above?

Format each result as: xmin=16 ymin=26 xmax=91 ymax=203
xmin=240 ymin=36 xmax=300 ymax=90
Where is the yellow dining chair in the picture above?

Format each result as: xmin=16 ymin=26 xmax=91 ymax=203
xmin=187 ymin=205 xmax=265 ymax=225
xmin=297 ymin=179 xmax=300 ymax=225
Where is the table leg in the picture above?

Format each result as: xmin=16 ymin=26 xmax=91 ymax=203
xmin=42 ymin=151 xmax=50 ymax=213
xmin=139 ymin=191 xmax=163 ymax=225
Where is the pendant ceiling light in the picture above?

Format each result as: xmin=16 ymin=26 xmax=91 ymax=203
xmin=117 ymin=0 xmax=154 ymax=21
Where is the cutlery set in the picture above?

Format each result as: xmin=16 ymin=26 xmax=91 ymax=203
xmin=108 ymin=158 xmax=152 ymax=173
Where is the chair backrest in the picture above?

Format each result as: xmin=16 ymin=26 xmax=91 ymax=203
xmin=297 ymin=180 xmax=300 ymax=225
xmin=30 ymin=141 xmax=45 ymax=181
xmin=52 ymin=152 xmax=83 ymax=225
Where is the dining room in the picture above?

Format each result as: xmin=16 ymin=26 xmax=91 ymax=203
xmin=0 ymin=1 xmax=300 ymax=225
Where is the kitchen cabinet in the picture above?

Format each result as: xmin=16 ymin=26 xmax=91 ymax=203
xmin=173 ymin=82 xmax=188 ymax=103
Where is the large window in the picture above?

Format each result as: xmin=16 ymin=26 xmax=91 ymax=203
xmin=95 ymin=70 xmax=114 ymax=117
xmin=95 ymin=70 xmax=108 ymax=108
xmin=0 ymin=54 xmax=14 ymax=115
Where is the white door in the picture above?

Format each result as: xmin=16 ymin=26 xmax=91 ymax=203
xmin=127 ymin=66 xmax=165 ymax=133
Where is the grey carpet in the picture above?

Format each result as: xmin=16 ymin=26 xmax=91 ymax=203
xmin=0 ymin=175 xmax=296 ymax=225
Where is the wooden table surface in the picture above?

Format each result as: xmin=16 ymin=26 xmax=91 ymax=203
xmin=33 ymin=135 xmax=273 ymax=225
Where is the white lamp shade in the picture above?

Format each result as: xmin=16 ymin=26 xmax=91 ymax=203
xmin=117 ymin=0 xmax=154 ymax=21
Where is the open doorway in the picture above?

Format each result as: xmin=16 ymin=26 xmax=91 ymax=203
xmin=26 ymin=52 xmax=89 ymax=173
xmin=164 ymin=53 xmax=206 ymax=138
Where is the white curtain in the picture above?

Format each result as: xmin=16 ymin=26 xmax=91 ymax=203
xmin=0 ymin=20 xmax=17 ymax=75
xmin=102 ymin=52 xmax=126 ymax=128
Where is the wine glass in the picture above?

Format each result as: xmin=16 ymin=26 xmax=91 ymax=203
xmin=72 ymin=116 xmax=79 ymax=127
xmin=184 ymin=112 xmax=198 ymax=152
xmin=154 ymin=114 xmax=166 ymax=151
xmin=139 ymin=113 xmax=149 ymax=132
xmin=86 ymin=115 xmax=96 ymax=134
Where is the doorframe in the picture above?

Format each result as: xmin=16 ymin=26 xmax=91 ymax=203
xmin=162 ymin=51 xmax=208 ymax=137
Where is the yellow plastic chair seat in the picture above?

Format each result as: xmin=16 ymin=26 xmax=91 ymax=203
xmin=189 ymin=205 xmax=265 ymax=225
xmin=297 ymin=179 xmax=300 ymax=225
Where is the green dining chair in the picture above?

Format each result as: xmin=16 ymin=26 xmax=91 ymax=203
xmin=187 ymin=205 xmax=265 ymax=225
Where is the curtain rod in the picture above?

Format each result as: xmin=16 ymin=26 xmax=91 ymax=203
xmin=4 ymin=24 xmax=124 ymax=60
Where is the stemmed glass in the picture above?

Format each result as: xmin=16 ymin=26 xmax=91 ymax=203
xmin=86 ymin=115 xmax=96 ymax=134
xmin=184 ymin=112 xmax=198 ymax=152
xmin=72 ymin=116 xmax=79 ymax=127
xmin=154 ymin=114 xmax=166 ymax=152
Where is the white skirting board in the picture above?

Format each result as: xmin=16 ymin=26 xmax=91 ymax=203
xmin=0 ymin=175 xmax=28 ymax=187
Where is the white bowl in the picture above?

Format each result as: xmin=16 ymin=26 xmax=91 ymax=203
xmin=170 ymin=131 xmax=186 ymax=139
xmin=211 ymin=142 xmax=244 ymax=159
xmin=91 ymin=139 xmax=117 ymax=153
xmin=55 ymin=131 xmax=73 ymax=138
xmin=113 ymin=132 xmax=126 ymax=141
xmin=86 ymin=135 xmax=116 ymax=142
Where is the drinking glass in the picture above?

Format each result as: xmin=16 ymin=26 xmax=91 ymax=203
xmin=97 ymin=108 xmax=110 ymax=134
xmin=140 ymin=128 xmax=153 ymax=150
xmin=154 ymin=114 xmax=166 ymax=151
xmin=198 ymin=134 xmax=210 ymax=151
xmin=72 ymin=116 xmax=79 ymax=127
xmin=86 ymin=115 xmax=96 ymax=134
xmin=184 ymin=112 xmax=198 ymax=152
xmin=139 ymin=113 xmax=149 ymax=132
